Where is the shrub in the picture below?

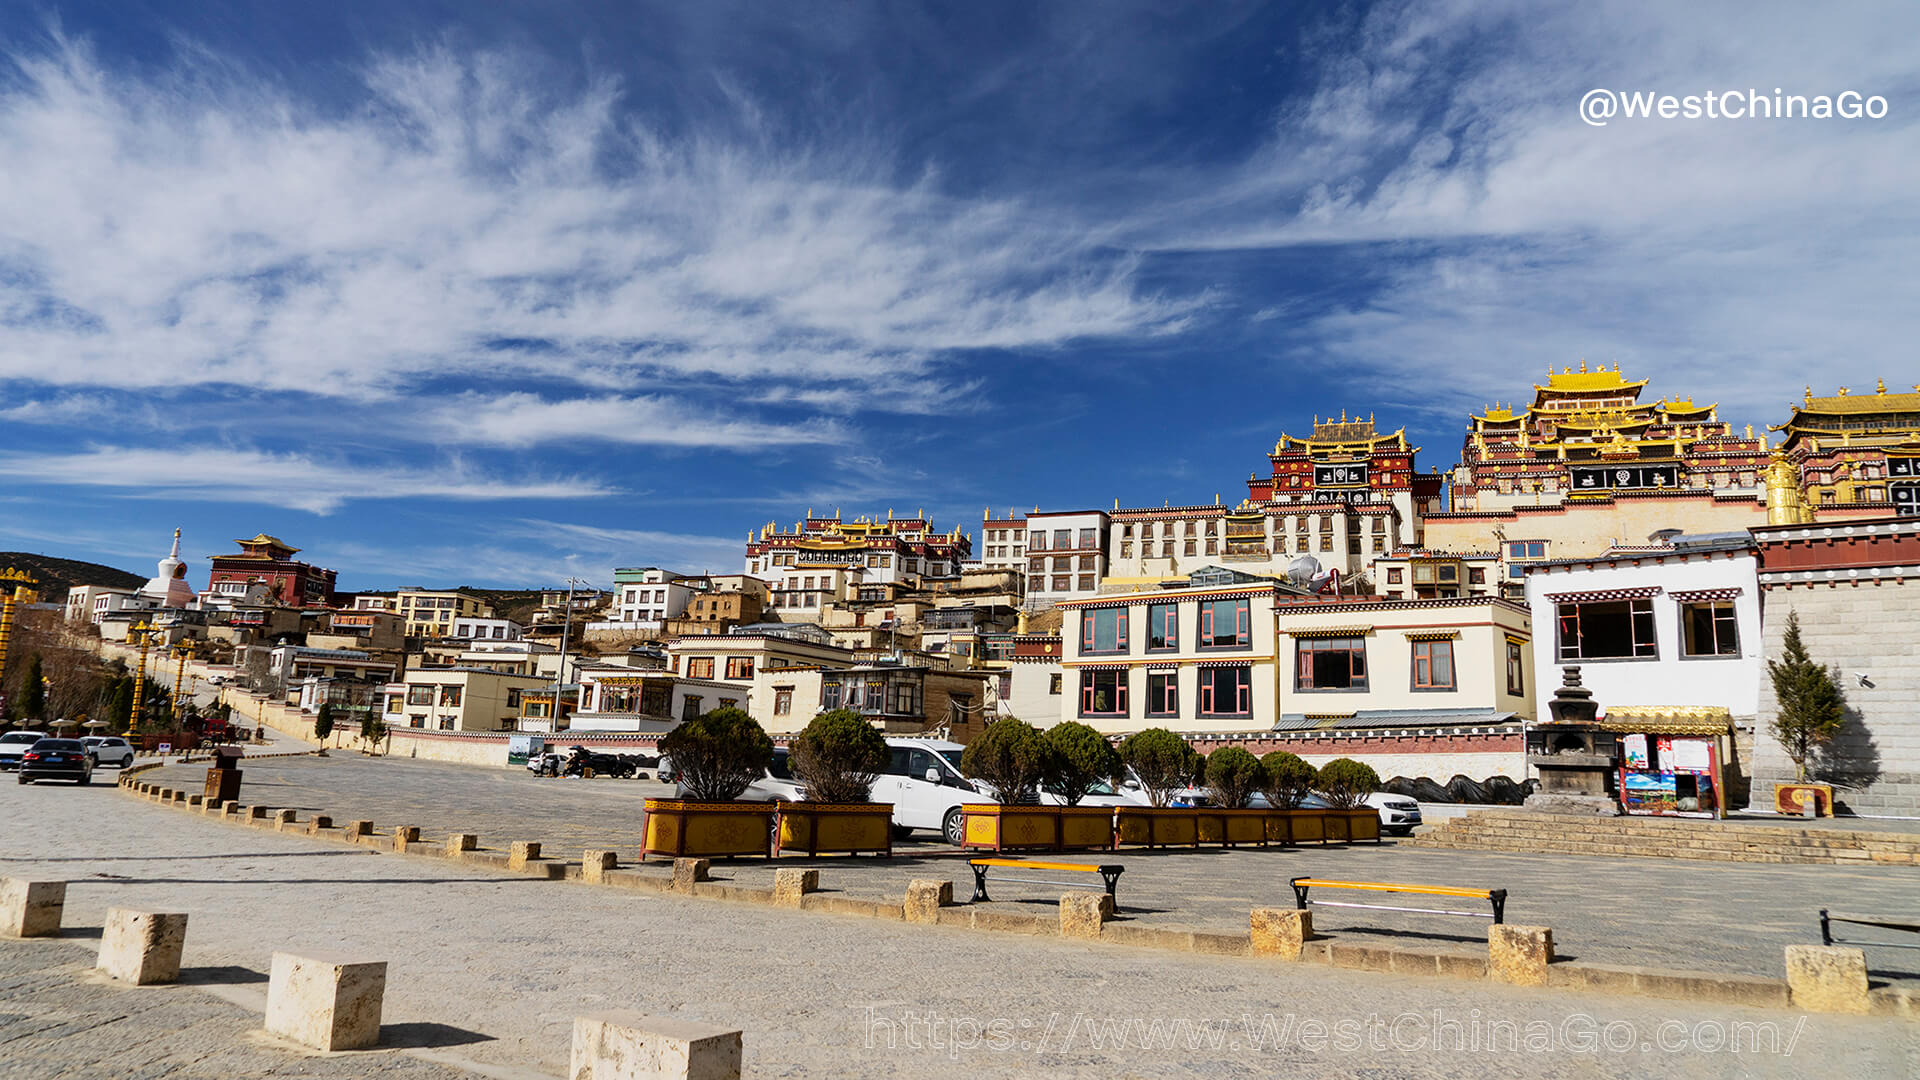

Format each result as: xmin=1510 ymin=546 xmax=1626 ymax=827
xmin=659 ymin=706 xmax=774 ymax=802
xmin=1766 ymin=610 xmax=1848 ymax=782
xmin=1118 ymin=728 xmax=1198 ymax=808
xmin=1258 ymin=751 xmax=1317 ymax=809
xmin=1044 ymin=721 xmax=1122 ymax=806
xmin=1316 ymin=757 xmax=1381 ymax=810
xmin=312 ymin=703 xmax=334 ymax=742
xmin=960 ymin=718 xmax=1055 ymax=804
xmin=1203 ymin=746 xmax=1263 ymax=808
xmin=791 ymin=708 xmax=889 ymax=803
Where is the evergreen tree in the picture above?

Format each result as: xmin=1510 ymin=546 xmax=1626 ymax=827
xmin=1766 ymin=610 xmax=1847 ymax=782
xmin=313 ymin=703 xmax=334 ymax=742
xmin=20 ymin=655 xmax=45 ymax=721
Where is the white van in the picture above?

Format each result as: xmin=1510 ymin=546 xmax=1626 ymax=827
xmin=872 ymin=737 xmax=994 ymax=845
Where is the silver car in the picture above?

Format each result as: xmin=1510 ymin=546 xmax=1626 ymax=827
xmin=0 ymin=731 xmax=48 ymax=771
xmin=80 ymin=736 xmax=137 ymax=769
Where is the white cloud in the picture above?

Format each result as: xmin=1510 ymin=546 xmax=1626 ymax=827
xmin=0 ymin=445 xmax=613 ymax=514
xmin=425 ymin=392 xmax=845 ymax=449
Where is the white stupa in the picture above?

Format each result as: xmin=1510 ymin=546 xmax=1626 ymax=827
xmin=141 ymin=528 xmax=199 ymax=609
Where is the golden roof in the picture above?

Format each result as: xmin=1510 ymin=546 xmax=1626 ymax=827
xmin=233 ymin=533 xmax=299 ymax=554
xmin=1790 ymin=389 xmax=1920 ymax=416
xmin=1597 ymin=705 xmax=1732 ymax=735
xmin=1530 ymin=362 xmax=1648 ymax=406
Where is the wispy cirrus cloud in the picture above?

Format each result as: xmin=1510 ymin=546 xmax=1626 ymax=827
xmin=423 ymin=393 xmax=846 ymax=449
xmin=0 ymin=446 xmax=614 ymax=514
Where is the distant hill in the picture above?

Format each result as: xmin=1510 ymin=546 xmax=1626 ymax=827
xmin=458 ymin=587 xmax=548 ymax=626
xmin=0 ymin=552 xmax=146 ymax=600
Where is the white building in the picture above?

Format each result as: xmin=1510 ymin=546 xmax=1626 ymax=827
xmin=451 ymin=615 xmax=525 ymax=642
xmin=64 ymin=584 xmax=147 ymax=625
xmin=1523 ymin=533 xmax=1761 ymax=724
xmin=612 ymin=567 xmax=698 ymax=625
xmin=1019 ymin=510 xmax=1111 ymax=609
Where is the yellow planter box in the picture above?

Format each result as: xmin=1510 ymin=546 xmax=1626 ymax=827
xmin=1197 ymin=808 xmax=1271 ymax=846
xmin=1114 ymin=807 xmax=1199 ymax=848
xmin=642 ymin=798 xmax=773 ymax=860
xmin=1345 ymin=808 xmax=1382 ymax=843
xmin=1284 ymin=809 xmax=1330 ymax=845
xmin=775 ymin=803 xmax=894 ymax=857
xmin=1263 ymin=811 xmax=1293 ymax=844
xmin=1058 ymin=806 xmax=1117 ymax=851
xmin=961 ymin=804 xmax=1060 ymax=852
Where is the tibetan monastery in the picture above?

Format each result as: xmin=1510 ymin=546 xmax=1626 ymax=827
xmin=745 ymin=511 xmax=972 ymax=590
xmin=1772 ymin=380 xmax=1920 ymax=517
xmin=1424 ymin=363 xmax=1779 ymax=565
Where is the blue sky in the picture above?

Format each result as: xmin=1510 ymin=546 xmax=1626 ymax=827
xmin=3 ymin=2 xmax=1917 ymax=591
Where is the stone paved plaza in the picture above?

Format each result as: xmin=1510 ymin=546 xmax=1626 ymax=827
xmin=138 ymin=752 xmax=1920 ymax=982
xmin=5 ymin=770 xmax=1918 ymax=1079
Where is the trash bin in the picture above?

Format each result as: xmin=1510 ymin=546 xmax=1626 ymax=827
xmin=204 ymin=746 xmax=244 ymax=802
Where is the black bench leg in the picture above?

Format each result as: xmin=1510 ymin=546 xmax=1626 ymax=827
xmin=970 ymin=864 xmax=990 ymax=904
xmin=1819 ymin=908 xmax=1832 ymax=947
xmin=1100 ymin=870 xmax=1120 ymax=901
xmin=1490 ymin=889 xmax=1507 ymax=925
xmin=1290 ymin=878 xmax=1310 ymax=910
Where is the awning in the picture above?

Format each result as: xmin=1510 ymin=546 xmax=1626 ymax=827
xmin=1402 ymin=629 xmax=1460 ymax=641
xmin=1285 ymin=625 xmax=1375 ymax=639
xmin=1668 ymin=588 xmax=1742 ymax=602
xmin=1546 ymin=586 xmax=1662 ymax=603
xmin=1597 ymin=705 xmax=1733 ymax=735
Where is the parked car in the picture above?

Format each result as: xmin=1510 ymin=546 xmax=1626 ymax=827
xmin=0 ymin=730 xmax=47 ymax=771
xmin=1245 ymin=790 xmax=1421 ymax=835
xmin=80 ymin=736 xmax=137 ymax=769
xmin=869 ymin=737 xmax=995 ymax=845
xmin=1040 ymin=773 xmax=1154 ymax=807
xmin=17 ymin=738 xmax=93 ymax=785
xmin=744 ymin=748 xmax=807 ymax=803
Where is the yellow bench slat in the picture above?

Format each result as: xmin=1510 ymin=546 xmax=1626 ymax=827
xmin=970 ymin=859 xmax=1104 ymax=872
xmin=1293 ymin=879 xmax=1492 ymax=900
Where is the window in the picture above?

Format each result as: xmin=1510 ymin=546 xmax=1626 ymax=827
xmin=1507 ymin=541 xmax=1547 ymax=559
xmin=682 ymin=696 xmax=702 ymax=722
xmin=1146 ymin=672 xmax=1178 ymax=716
xmin=440 ymin=685 xmax=463 ymax=709
xmin=1198 ymin=666 xmax=1252 ymax=716
xmin=1078 ymin=574 xmax=1095 ymax=591
xmin=506 ymin=689 xmax=522 ymax=709
xmin=1387 ymin=568 xmax=1403 ymax=584
xmin=719 ymin=698 xmax=739 ymax=710
xmin=1080 ymin=671 xmax=1128 ymax=716
xmin=1048 ymin=673 xmax=1062 ymax=694
xmin=1079 ymin=527 xmax=1096 ymax=549
xmin=1052 ymin=575 xmax=1071 ymax=592
xmin=1506 ymin=641 xmax=1525 ymax=696
xmin=1184 ymin=540 xmax=1197 ymax=557
xmin=439 ymin=717 xmax=454 ymax=731
xmin=1081 ymin=608 xmax=1129 ymax=654
xmin=407 ymin=685 xmax=433 ymax=705
xmin=1161 ymin=540 xmax=1174 ymax=557
xmin=1146 ymin=603 xmax=1178 ymax=651
xmin=1029 ymin=558 xmax=1045 ymax=574
xmin=1468 ymin=568 xmax=1486 ymax=585
xmin=1556 ymin=599 xmax=1656 ymax=661
xmin=725 ymin=657 xmax=755 ymax=679
xmin=821 ymin=683 xmax=842 ymax=710
xmin=1029 ymin=532 xmax=1045 ymax=550
xmin=687 ymin=657 xmax=717 ymax=679
xmin=410 ymin=716 xmax=424 ymax=728
xmin=1681 ymin=601 xmax=1740 ymax=657
xmin=1054 ymin=529 xmax=1071 ymax=550
xmin=1411 ymin=639 xmax=1456 ymax=690
xmin=1205 ymin=540 xmax=1217 ymax=555
xmin=1199 ymin=598 xmax=1250 ymax=649
xmin=1119 ymin=542 xmax=1133 ymax=558
xmin=1296 ymin=637 xmax=1368 ymax=690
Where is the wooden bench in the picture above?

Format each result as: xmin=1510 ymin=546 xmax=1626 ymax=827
xmin=1821 ymin=909 xmax=1920 ymax=952
xmin=968 ymin=859 xmax=1123 ymax=904
xmin=1290 ymin=877 xmax=1507 ymax=925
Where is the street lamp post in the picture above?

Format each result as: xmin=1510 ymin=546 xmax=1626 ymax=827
xmin=548 ymin=577 xmax=589 ymax=732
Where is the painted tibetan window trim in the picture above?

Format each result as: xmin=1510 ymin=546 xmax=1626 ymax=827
xmin=1285 ymin=625 xmax=1376 ymax=638
xmin=1074 ymin=663 xmax=1132 ymax=672
xmin=1503 ymin=633 xmax=1531 ymax=646
xmin=1194 ymin=657 xmax=1269 ymax=668
xmin=1667 ymin=587 xmax=1743 ymax=602
xmin=1544 ymin=586 xmax=1663 ymax=603
xmin=1402 ymin=629 xmax=1461 ymax=641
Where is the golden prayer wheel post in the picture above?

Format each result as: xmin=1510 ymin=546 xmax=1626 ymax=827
xmin=126 ymin=621 xmax=157 ymax=738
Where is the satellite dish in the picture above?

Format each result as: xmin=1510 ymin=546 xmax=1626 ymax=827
xmin=1286 ymin=556 xmax=1322 ymax=585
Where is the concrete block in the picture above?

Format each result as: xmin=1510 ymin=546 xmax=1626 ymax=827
xmin=346 ymin=819 xmax=373 ymax=837
xmin=187 ymin=794 xmax=204 ymax=807
xmin=1488 ymin=925 xmax=1554 ymax=987
xmin=306 ymin=815 xmax=333 ymax=835
xmin=222 ymin=803 xmax=242 ymax=818
xmin=0 ymin=879 xmax=65 ymax=938
xmin=971 ymin=909 xmax=1048 ymax=935
xmin=509 ymin=841 xmax=542 ymax=871
xmin=96 ymin=908 xmax=188 ymax=985
xmin=393 ymin=826 xmax=420 ymax=852
xmin=1060 ymin=892 xmax=1113 ymax=939
xmin=672 ymin=858 xmax=711 ymax=891
xmin=583 ymin=849 xmax=619 ymax=884
xmin=571 ymin=1009 xmax=742 ymax=1080
xmin=248 ymin=805 xmax=270 ymax=819
xmin=446 ymin=833 xmax=478 ymax=855
xmin=273 ymin=809 xmax=298 ymax=830
xmin=265 ymin=950 xmax=387 ymax=1051
xmin=1190 ymin=931 xmax=1251 ymax=957
xmin=770 ymin=868 xmax=817 ymax=907
xmin=1250 ymin=908 xmax=1312 ymax=960
xmin=903 ymin=879 xmax=952 ymax=923
xmin=1785 ymin=945 xmax=1870 ymax=1014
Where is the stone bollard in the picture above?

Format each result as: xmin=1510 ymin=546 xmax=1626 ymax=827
xmin=273 ymin=809 xmax=298 ymax=831
xmin=222 ymin=803 xmax=243 ymax=818
xmin=187 ymin=794 xmax=204 ymax=808
xmin=96 ymin=908 xmax=189 ymax=985
xmin=265 ymin=950 xmax=387 ymax=1051
xmin=583 ymin=850 xmax=619 ymax=885
xmin=306 ymin=815 xmax=333 ymax=836
xmin=772 ymin=868 xmax=819 ymax=907
xmin=1488 ymin=925 xmax=1554 ymax=986
xmin=904 ymin=879 xmax=953 ymax=924
xmin=248 ymin=805 xmax=271 ymax=820
xmin=346 ymin=820 xmax=374 ymax=838
xmin=1 ymin=879 xmax=65 ymax=938
xmin=508 ymin=841 xmax=543 ymax=871
xmin=393 ymin=826 xmax=421 ymax=853
xmin=1784 ymin=945 xmax=1871 ymax=1014
xmin=446 ymin=833 xmax=478 ymax=856
xmin=571 ymin=1010 xmax=742 ymax=1080
xmin=1060 ymin=892 xmax=1114 ymax=939
xmin=1251 ymin=908 xmax=1315 ymax=960
xmin=203 ymin=799 xmax=227 ymax=816
xmin=672 ymin=858 xmax=711 ymax=891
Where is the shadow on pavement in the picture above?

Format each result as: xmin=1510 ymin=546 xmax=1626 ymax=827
xmin=179 ymin=964 xmax=269 ymax=986
xmin=379 ymin=1022 xmax=497 ymax=1050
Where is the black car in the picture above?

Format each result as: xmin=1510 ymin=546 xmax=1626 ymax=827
xmin=17 ymin=738 xmax=94 ymax=785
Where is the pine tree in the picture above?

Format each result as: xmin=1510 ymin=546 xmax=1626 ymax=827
xmin=1766 ymin=610 xmax=1847 ymax=782
xmin=20 ymin=655 xmax=45 ymax=722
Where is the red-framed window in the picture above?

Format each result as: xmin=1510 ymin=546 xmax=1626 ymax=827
xmin=1198 ymin=598 xmax=1250 ymax=648
xmin=1295 ymin=638 xmax=1368 ymax=690
xmin=1411 ymin=639 xmax=1456 ymax=690
xmin=1081 ymin=608 xmax=1129 ymax=654
xmin=1079 ymin=671 xmax=1128 ymax=716
xmin=1146 ymin=603 xmax=1178 ymax=651
xmin=1146 ymin=672 xmax=1178 ymax=716
xmin=1197 ymin=666 xmax=1251 ymax=717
